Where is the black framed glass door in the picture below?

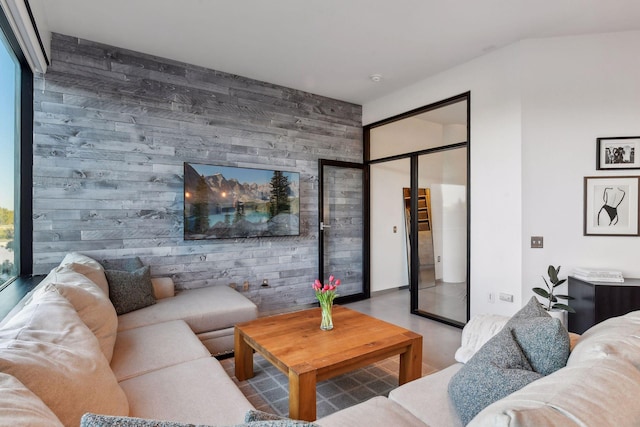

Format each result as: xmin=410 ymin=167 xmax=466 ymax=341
xmin=318 ymin=160 xmax=367 ymax=302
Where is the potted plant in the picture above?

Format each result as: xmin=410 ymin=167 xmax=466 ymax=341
xmin=533 ymin=265 xmax=575 ymax=316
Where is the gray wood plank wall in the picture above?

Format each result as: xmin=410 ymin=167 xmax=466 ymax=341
xmin=33 ymin=33 xmax=363 ymax=312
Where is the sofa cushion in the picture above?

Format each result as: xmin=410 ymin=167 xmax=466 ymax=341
xmin=0 ymin=290 xmax=128 ymax=426
xmin=0 ymin=372 xmax=64 ymax=427
xmin=151 ymin=277 xmax=175 ymax=299
xmin=111 ymin=320 xmax=210 ymax=381
xmin=106 ymin=266 xmax=156 ymax=315
xmin=388 ymin=363 xmax=462 ymax=427
xmin=119 ymin=357 xmax=253 ymax=426
xmin=100 ymin=257 xmax=144 ymax=272
xmin=59 ymin=252 xmax=110 ymax=296
xmin=568 ymin=310 xmax=640 ymax=369
xmin=504 ymin=296 xmax=570 ymax=376
xmin=316 ymin=396 xmax=428 ymax=427
xmin=117 ymin=285 xmax=258 ymax=334
xmin=448 ymin=327 xmax=543 ymax=425
xmin=468 ymin=357 xmax=640 ymax=427
xmin=33 ymin=269 xmax=118 ymax=362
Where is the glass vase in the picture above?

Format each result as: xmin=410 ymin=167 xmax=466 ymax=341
xmin=320 ymin=301 xmax=333 ymax=331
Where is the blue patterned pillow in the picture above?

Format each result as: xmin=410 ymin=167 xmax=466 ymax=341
xmin=448 ymin=327 xmax=543 ymax=425
xmin=105 ymin=266 xmax=156 ymax=315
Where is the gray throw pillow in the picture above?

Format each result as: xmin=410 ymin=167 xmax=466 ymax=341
xmin=510 ymin=295 xmax=550 ymax=320
xmin=105 ymin=266 xmax=156 ymax=315
xmin=244 ymin=409 xmax=319 ymax=426
xmin=448 ymin=327 xmax=543 ymax=425
xmin=100 ymin=257 xmax=144 ymax=272
xmin=504 ymin=296 xmax=570 ymax=376
xmin=81 ymin=411 xmax=319 ymax=426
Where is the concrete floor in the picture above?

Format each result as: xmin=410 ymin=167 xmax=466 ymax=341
xmin=345 ymin=288 xmax=462 ymax=370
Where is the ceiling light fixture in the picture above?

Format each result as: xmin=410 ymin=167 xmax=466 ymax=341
xmin=369 ymin=74 xmax=383 ymax=83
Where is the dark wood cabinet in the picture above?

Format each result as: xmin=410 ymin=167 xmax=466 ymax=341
xmin=568 ymin=276 xmax=640 ymax=334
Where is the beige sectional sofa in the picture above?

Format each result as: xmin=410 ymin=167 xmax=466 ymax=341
xmin=3 ymin=251 xmax=640 ymax=426
xmin=318 ymin=309 xmax=640 ymax=427
xmin=0 ymin=252 xmax=258 ymax=426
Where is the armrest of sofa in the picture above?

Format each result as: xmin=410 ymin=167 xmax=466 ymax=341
xmin=150 ymin=277 xmax=175 ymax=299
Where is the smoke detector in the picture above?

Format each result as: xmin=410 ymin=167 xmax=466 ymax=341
xmin=369 ymin=73 xmax=383 ymax=83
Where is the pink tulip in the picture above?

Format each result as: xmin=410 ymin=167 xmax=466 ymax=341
xmin=323 ymin=284 xmax=330 ymax=292
xmin=329 ymin=275 xmax=334 ymax=282
xmin=335 ymin=279 xmax=341 ymax=286
xmin=329 ymin=285 xmax=336 ymax=291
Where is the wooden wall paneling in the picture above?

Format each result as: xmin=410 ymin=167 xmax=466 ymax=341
xmin=32 ymin=33 xmax=362 ymax=312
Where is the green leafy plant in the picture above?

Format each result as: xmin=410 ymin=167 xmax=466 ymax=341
xmin=533 ymin=265 xmax=575 ymax=313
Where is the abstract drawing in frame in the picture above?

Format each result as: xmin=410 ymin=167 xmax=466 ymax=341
xmin=184 ymin=163 xmax=300 ymax=240
xmin=584 ymin=176 xmax=640 ymax=236
xmin=597 ymin=136 xmax=640 ymax=170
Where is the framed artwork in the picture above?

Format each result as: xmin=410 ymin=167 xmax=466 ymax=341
xmin=584 ymin=176 xmax=640 ymax=236
xmin=597 ymin=136 xmax=640 ymax=170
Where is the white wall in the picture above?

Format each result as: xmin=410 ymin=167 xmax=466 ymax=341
xmin=520 ymin=31 xmax=640 ymax=302
xmin=370 ymin=159 xmax=410 ymax=292
xmin=370 ymin=117 xmax=443 ymax=159
xmin=365 ymin=30 xmax=640 ymax=318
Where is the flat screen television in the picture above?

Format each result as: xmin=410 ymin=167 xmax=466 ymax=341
xmin=184 ymin=162 xmax=300 ymax=240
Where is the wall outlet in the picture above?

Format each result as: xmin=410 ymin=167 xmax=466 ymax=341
xmin=499 ymin=292 xmax=514 ymax=302
xmin=531 ymin=236 xmax=544 ymax=248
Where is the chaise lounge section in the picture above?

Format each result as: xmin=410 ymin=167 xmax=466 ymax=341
xmin=0 ymin=252 xmax=258 ymax=426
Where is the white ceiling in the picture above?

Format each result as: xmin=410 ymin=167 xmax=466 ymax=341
xmin=30 ymin=0 xmax=640 ymax=105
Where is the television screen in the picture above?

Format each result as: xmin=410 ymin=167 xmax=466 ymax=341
xmin=184 ymin=162 xmax=300 ymax=240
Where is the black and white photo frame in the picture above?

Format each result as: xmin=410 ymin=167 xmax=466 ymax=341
xmin=597 ymin=136 xmax=640 ymax=170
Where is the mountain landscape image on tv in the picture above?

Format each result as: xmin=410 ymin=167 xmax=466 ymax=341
xmin=184 ymin=163 xmax=300 ymax=240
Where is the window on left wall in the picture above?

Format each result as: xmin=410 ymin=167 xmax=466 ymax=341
xmin=0 ymin=7 xmax=33 ymax=289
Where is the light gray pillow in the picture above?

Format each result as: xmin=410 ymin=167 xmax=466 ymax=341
xmin=105 ymin=266 xmax=156 ymax=315
xmin=448 ymin=326 xmax=543 ymax=425
xmin=505 ymin=297 xmax=570 ymax=376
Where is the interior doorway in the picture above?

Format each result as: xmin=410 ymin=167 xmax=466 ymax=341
xmin=364 ymin=93 xmax=469 ymax=327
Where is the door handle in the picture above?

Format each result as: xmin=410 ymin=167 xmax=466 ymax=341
xmin=320 ymin=222 xmax=331 ymax=231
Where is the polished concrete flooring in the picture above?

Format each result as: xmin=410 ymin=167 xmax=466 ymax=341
xmin=345 ymin=288 xmax=462 ymax=370
xmin=418 ymin=281 xmax=467 ymax=324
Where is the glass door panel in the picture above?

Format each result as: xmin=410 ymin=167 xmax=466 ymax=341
xmin=319 ymin=160 xmax=365 ymax=300
xmin=414 ymin=149 xmax=468 ymax=325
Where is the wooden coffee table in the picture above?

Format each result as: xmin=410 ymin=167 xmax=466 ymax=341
xmin=234 ymin=305 xmax=422 ymax=421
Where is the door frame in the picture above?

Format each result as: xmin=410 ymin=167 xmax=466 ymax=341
xmin=318 ymin=159 xmax=368 ymax=304
xmin=363 ymin=92 xmax=471 ymax=328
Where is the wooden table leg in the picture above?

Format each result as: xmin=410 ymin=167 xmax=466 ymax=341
xmin=288 ymin=364 xmax=316 ymax=421
xmin=234 ymin=327 xmax=254 ymax=381
xmin=399 ymin=333 xmax=423 ymax=385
